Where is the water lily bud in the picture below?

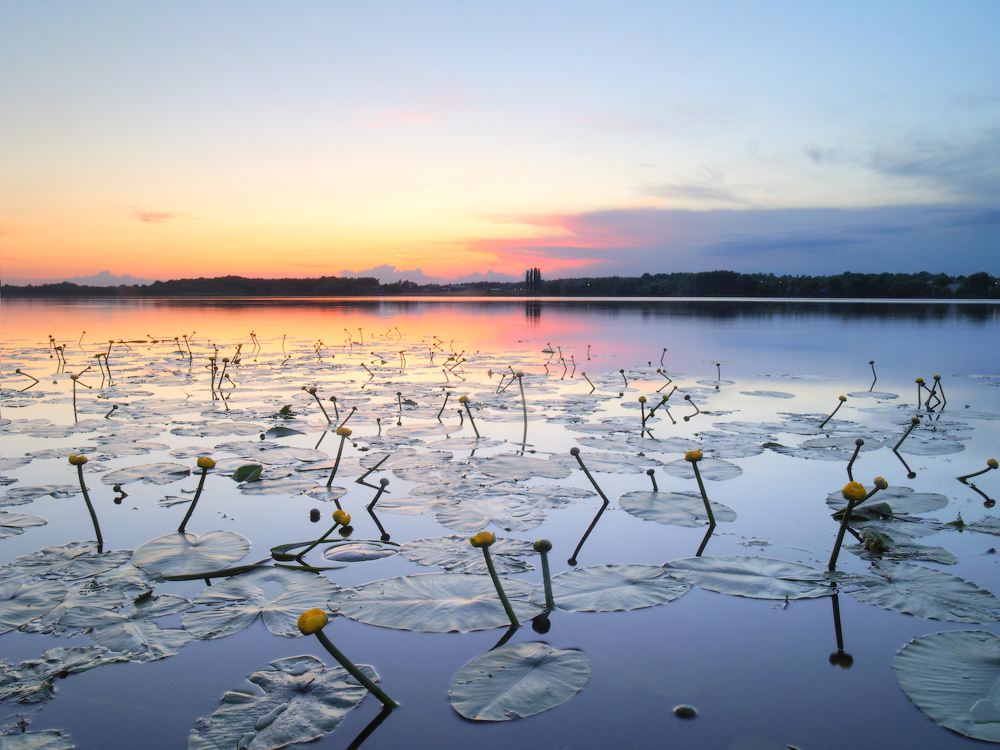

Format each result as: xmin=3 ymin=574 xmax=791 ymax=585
xmin=70 ymin=374 xmax=79 ymax=380
xmin=915 ymin=377 xmax=924 ymax=384
xmin=684 ymin=450 xmax=703 ymax=463
xmin=933 ymin=374 xmax=941 ymax=380
xmin=842 ymin=481 xmax=866 ymax=503
xmin=469 ymin=531 xmax=496 ymax=548
xmin=855 ymin=438 xmax=865 ymax=446
xmin=911 ymin=416 xmax=920 ymax=424
xmin=515 ymin=371 xmax=523 ymax=378
xmin=873 ymin=477 xmax=888 ymax=490
xmin=988 ymin=459 xmax=998 ymax=469
xmin=838 ymin=395 xmax=847 ymax=402
xmin=68 ymin=454 xmax=88 ymax=466
xmin=458 ymin=395 xmax=469 ymax=403
xmin=569 ymin=447 xmax=580 ymax=456
xmin=534 ymin=539 xmax=552 ymax=553
xmin=638 ymin=396 xmax=647 ymax=403
xmin=308 ymin=387 xmax=317 ymax=394
xmin=297 ymin=608 xmax=328 ymax=635
xmin=333 ymin=509 xmax=351 ymax=525
xmin=336 ymin=426 xmax=352 ymax=437
xmin=197 ymin=456 xmax=216 ymax=470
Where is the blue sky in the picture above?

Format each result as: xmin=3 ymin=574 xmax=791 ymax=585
xmin=1 ymin=1 xmax=998 ymax=283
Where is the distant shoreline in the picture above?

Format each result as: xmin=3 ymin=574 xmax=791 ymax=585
xmin=2 ymin=269 xmax=997 ymax=300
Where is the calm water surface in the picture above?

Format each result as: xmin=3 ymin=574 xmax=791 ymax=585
xmin=1 ymin=297 xmax=999 ymax=750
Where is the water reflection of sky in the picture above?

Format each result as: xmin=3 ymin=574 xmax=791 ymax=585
xmin=1 ymin=298 xmax=999 ymax=750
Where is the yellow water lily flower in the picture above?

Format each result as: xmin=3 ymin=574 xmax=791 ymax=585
xmin=297 ymin=608 xmax=328 ymax=635
xmin=842 ymin=481 xmax=866 ymax=503
xmin=68 ymin=454 xmax=88 ymax=466
xmin=469 ymin=531 xmax=496 ymax=548
xmin=333 ymin=509 xmax=351 ymax=525
xmin=684 ymin=450 xmax=703 ymax=463
xmin=197 ymin=457 xmax=216 ymax=470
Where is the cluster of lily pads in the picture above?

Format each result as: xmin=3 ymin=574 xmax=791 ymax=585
xmin=2 ymin=325 xmax=1000 ymax=748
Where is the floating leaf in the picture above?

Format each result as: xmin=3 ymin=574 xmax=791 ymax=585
xmin=131 ymin=531 xmax=250 ymax=580
xmin=661 ymin=556 xmax=834 ymax=600
xmin=328 ymin=573 xmax=542 ymax=632
xmin=619 ymin=490 xmax=736 ymax=528
xmin=0 ymin=647 xmax=127 ymax=704
xmin=531 ymin=564 xmax=690 ymax=611
xmin=188 ymin=655 xmax=374 ymax=750
xmin=100 ymin=462 xmax=192 ymax=486
xmin=0 ymin=578 xmax=67 ymax=634
xmin=0 ymin=511 xmax=47 ymax=538
xmin=474 ymin=455 xmax=571 ymax=480
xmin=825 ymin=486 xmax=948 ymax=515
xmin=322 ymin=540 xmax=399 ymax=563
xmin=449 ymin=642 xmax=590 ymax=721
xmin=232 ymin=464 xmax=263 ymax=482
xmin=661 ymin=457 xmax=743 ymax=481
xmin=401 ymin=535 xmax=534 ymax=574
xmin=183 ymin=567 xmax=340 ymax=639
xmin=846 ymin=561 xmax=1000 ymax=622
xmin=896 ymin=630 xmax=1000 ymax=743
xmin=434 ymin=496 xmax=548 ymax=532
xmin=0 ymin=729 xmax=75 ymax=749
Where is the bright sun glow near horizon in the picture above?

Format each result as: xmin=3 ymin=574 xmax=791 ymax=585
xmin=2 ymin=2 xmax=998 ymax=286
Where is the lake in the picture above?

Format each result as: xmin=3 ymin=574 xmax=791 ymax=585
xmin=2 ymin=297 xmax=999 ymax=749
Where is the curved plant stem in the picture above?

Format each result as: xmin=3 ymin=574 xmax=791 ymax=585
xmin=313 ymin=629 xmax=397 ymax=708
xmin=481 ymin=546 xmax=519 ymax=628
xmin=690 ymin=461 xmax=716 ymax=526
xmin=178 ymin=466 xmax=209 ymax=533
xmin=75 ymin=464 xmax=104 ymax=553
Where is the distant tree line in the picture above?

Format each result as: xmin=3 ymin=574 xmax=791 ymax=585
xmin=2 ymin=270 xmax=997 ymax=299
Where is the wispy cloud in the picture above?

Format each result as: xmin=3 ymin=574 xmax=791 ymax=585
xmin=462 ymin=203 xmax=1000 ymax=277
xmin=133 ymin=210 xmax=180 ymax=223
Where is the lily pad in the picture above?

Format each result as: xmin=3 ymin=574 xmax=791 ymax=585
xmin=661 ymin=457 xmax=743 ymax=481
xmin=328 ymin=573 xmax=542 ymax=632
xmin=619 ymin=490 xmax=736 ymax=528
xmin=0 ymin=730 xmax=75 ymax=749
xmin=183 ymin=567 xmax=340 ymax=639
xmin=0 ymin=578 xmax=67 ymax=634
xmin=100 ymin=462 xmax=192 ymax=486
xmin=188 ymin=655 xmax=375 ymax=750
xmin=0 ymin=511 xmax=47 ymax=537
xmin=846 ymin=561 xmax=1000 ymax=622
xmin=896 ymin=630 xmax=1000 ymax=743
xmin=131 ymin=531 xmax=251 ymax=580
xmin=449 ymin=642 xmax=591 ymax=721
xmin=825 ymin=486 xmax=949 ymax=515
xmin=661 ymin=556 xmax=834 ymax=600
xmin=531 ymin=564 xmax=690 ymax=611
xmin=401 ymin=535 xmax=535 ymax=574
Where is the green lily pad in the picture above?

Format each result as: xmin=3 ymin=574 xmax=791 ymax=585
xmin=531 ymin=564 xmax=690 ymax=611
xmin=449 ymin=642 xmax=591 ymax=721
xmin=188 ymin=655 xmax=375 ymax=750
xmin=0 ymin=646 xmax=127 ymax=704
xmin=896 ymin=630 xmax=1000 ymax=743
xmin=328 ymin=573 xmax=542 ymax=632
xmin=661 ymin=556 xmax=834 ymax=600
xmin=0 ymin=730 xmax=75 ymax=749
xmin=826 ymin=486 xmax=949 ymax=515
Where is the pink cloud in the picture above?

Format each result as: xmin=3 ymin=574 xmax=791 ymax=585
xmin=133 ymin=210 xmax=179 ymax=223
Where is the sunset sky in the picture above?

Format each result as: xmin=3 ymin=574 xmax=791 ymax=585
xmin=2 ymin=2 xmax=998 ymax=285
